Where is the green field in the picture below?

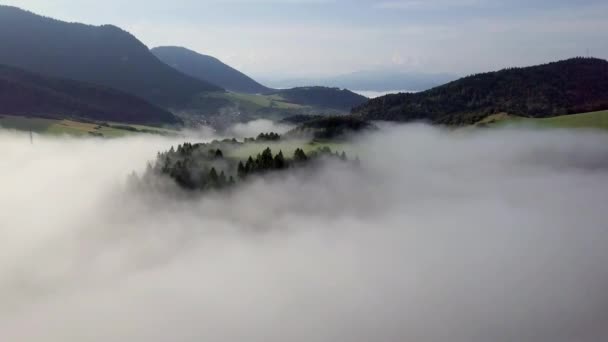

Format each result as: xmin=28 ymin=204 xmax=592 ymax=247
xmin=478 ymin=110 xmax=608 ymax=131
xmin=0 ymin=115 xmax=178 ymax=137
xmin=190 ymin=92 xmax=306 ymax=113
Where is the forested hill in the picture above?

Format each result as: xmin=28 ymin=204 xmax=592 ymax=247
xmin=352 ymin=58 xmax=608 ymax=125
xmin=0 ymin=6 xmax=222 ymax=107
xmin=152 ymin=46 xmax=271 ymax=94
xmin=0 ymin=64 xmax=180 ymax=125
xmin=271 ymin=87 xmax=368 ymax=111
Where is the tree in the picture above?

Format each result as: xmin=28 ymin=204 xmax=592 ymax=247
xmin=237 ymin=161 xmax=247 ymax=179
xmin=260 ymin=147 xmax=274 ymax=170
xmin=245 ymin=156 xmax=255 ymax=173
xmin=274 ymin=150 xmax=286 ymax=169
xmin=208 ymin=167 xmax=219 ymax=189
xmin=219 ymin=170 xmax=227 ymax=187
xmin=294 ymin=148 xmax=308 ymax=162
xmin=215 ymin=149 xmax=224 ymax=159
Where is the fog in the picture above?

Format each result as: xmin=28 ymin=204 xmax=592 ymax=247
xmin=226 ymin=119 xmax=294 ymax=139
xmin=1 ymin=125 xmax=608 ymax=342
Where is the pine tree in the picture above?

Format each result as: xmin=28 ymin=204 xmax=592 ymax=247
xmin=261 ymin=148 xmax=274 ymax=170
xmin=237 ymin=161 xmax=247 ymax=179
xmin=246 ymin=156 xmax=255 ymax=173
xmin=215 ymin=149 xmax=224 ymax=159
xmin=274 ymin=150 xmax=286 ymax=169
xmin=294 ymin=148 xmax=308 ymax=162
xmin=208 ymin=167 xmax=219 ymax=188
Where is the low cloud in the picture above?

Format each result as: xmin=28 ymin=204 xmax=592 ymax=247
xmin=226 ymin=119 xmax=294 ymax=139
xmin=1 ymin=124 xmax=608 ymax=342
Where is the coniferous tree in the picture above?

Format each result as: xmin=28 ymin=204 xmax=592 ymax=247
xmin=237 ymin=161 xmax=247 ymax=179
xmin=208 ymin=167 xmax=219 ymax=188
xmin=245 ymin=156 xmax=255 ymax=173
xmin=215 ymin=149 xmax=224 ymax=159
xmin=274 ymin=150 xmax=286 ymax=169
xmin=294 ymin=148 xmax=308 ymax=162
xmin=261 ymin=148 xmax=273 ymax=170
xmin=219 ymin=170 xmax=227 ymax=187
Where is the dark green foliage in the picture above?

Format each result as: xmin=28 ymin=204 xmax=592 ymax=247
xmin=274 ymin=151 xmax=286 ymax=170
xmin=287 ymin=116 xmax=376 ymax=140
xmin=0 ymin=64 xmax=179 ymax=125
xmin=352 ymin=58 xmax=608 ymax=125
xmin=257 ymin=132 xmax=281 ymax=141
xmin=151 ymin=46 xmax=271 ymax=94
xmin=0 ymin=6 xmax=222 ymax=107
xmin=150 ymin=140 xmax=355 ymax=192
xmin=237 ymin=161 xmax=247 ymax=180
xmin=260 ymin=148 xmax=274 ymax=170
xmin=269 ymin=87 xmax=368 ymax=111
xmin=293 ymin=148 xmax=308 ymax=162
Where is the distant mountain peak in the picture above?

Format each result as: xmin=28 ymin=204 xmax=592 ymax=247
xmin=152 ymin=46 xmax=271 ymax=94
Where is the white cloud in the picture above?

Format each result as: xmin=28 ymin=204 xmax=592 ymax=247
xmin=1 ymin=125 xmax=608 ymax=341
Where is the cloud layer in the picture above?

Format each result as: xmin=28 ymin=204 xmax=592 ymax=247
xmin=1 ymin=125 xmax=608 ymax=342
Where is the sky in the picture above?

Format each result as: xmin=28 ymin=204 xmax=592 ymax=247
xmin=3 ymin=0 xmax=608 ymax=78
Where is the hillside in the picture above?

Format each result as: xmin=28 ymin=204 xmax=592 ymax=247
xmin=287 ymin=115 xmax=376 ymax=140
xmin=271 ymin=87 xmax=368 ymax=111
xmin=0 ymin=64 xmax=179 ymax=125
xmin=0 ymin=6 xmax=222 ymax=107
xmin=478 ymin=110 xmax=608 ymax=131
xmin=152 ymin=46 xmax=271 ymax=94
xmin=353 ymin=58 xmax=608 ymax=125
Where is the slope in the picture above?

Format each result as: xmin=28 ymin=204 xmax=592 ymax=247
xmin=0 ymin=6 xmax=222 ymax=107
xmin=0 ymin=64 xmax=179 ymax=125
xmin=353 ymin=58 xmax=608 ymax=125
xmin=152 ymin=46 xmax=271 ymax=94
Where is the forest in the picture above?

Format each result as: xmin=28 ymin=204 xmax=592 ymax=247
xmin=145 ymin=133 xmax=355 ymax=192
xmin=352 ymin=58 xmax=608 ymax=125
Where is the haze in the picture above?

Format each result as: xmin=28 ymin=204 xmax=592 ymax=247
xmin=2 ymin=0 xmax=607 ymax=79
xmin=2 ymin=124 xmax=608 ymax=342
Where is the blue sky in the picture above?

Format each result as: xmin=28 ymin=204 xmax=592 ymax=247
xmin=3 ymin=0 xmax=607 ymax=78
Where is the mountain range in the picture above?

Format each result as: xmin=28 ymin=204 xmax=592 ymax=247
xmin=0 ymin=5 xmax=222 ymax=107
xmin=353 ymin=58 xmax=608 ymax=125
xmin=260 ymin=70 xmax=457 ymax=92
xmin=1 ymin=5 xmax=607 ymax=129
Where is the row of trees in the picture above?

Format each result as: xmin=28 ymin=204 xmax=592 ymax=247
xmin=244 ymin=132 xmax=282 ymax=143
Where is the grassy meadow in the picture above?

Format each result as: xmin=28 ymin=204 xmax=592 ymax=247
xmin=477 ymin=110 xmax=608 ymax=131
xmin=0 ymin=115 xmax=178 ymax=137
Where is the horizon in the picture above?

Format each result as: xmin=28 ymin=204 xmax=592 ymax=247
xmin=1 ymin=0 xmax=607 ymax=80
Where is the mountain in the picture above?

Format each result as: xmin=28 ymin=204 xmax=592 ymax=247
xmin=151 ymin=46 xmax=271 ymax=94
xmin=0 ymin=64 xmax=179 ymax=125
xmin=259 ymin=71 xmax=457 ymax=92
xmin=270 ymin=87 xmax=368 ymax=111
xmin=353 ymin=58 xmax=608 ymax=125
xmin=0 ymin=6 xmax=222 ymax=107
